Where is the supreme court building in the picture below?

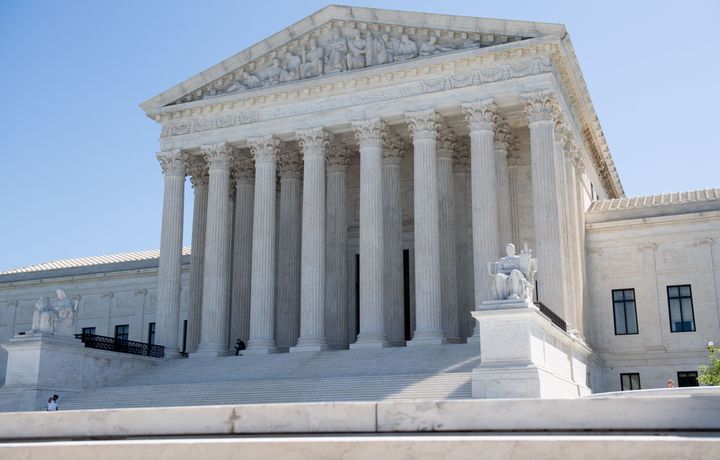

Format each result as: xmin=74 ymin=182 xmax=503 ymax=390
xmin=1 ymin=6 xmax=718 ymax=398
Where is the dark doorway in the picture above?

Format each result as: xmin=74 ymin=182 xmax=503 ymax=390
xmin=677 ymin=371 xmax=699 ymax=387
xmin=403 ymin=249 xmax=411 ymax=341
xmin=355 ymin=254 xmax=360 ymax=338
xmin=181 ymin=320 xmax=188 ymax=353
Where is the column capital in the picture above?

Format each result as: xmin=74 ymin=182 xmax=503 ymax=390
xmin=494 ymin=121 xmax=512 ymax=152
xmin=296 ymin=127 xmax=330 ymax=156
xmin=352 ymin=118 xmax=387 ymax=149
xmin=383 ymin=133 xmax=406 ymax=165
xmin=232 ymin=158 xmax=255 ymax=185
xmin=452 ymin=139 xmax=470 ymax=173
xmin=326 ymin=141 xmax=351 ymax=171
xmin=248 ymin=135 xmax=281 ymax=164
xmin=157 ymin=149 xmax=186 ymax=177
xmin=436 ymin=125 xmax=457 ymax=160
xmin=522 ymin=89 xmax=559 ymax=124
xmin=277 ymin=147 xmax=302 ymax=179
xmin=201 ymin=143 xmax=234 ymax=170
xmin=461 ymin=98 xmax=498 ymax=132
xmin=187 ymin=160 xmax=209 ymax=188
xmin=405 ymin=109 xmax=440 ymax=141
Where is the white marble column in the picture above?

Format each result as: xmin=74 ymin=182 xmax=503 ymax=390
xmin=522 ymin=90 xmax=568 ymax=319
xmin=229 ymin=159 xmax=255 ymax=346
xmin=406 ymin=109 xmax=445 ymax=345
xmin=275 ymin=147 xmax=302 ymax=350
xmin=247 ymin=136 xmax=281 ymax=354
xmin=186 ymin=161 xmax=209 ymax=353
xmin=436 ymin=127 xmax=460 ymax=343
xmin=383 ymin=134 xmax=406 ymax=346
xmin=564 ymin=138 xmax=585 ymax=337
xmin=325 ymin=142 xmax=351 ymax=348
xmin=507 ymin=142 xmax=521 ymax=251
xmin=155 ymin=150 xmax=186 ymax=357
xmin=293 ymin=128 xmax=330 ymax=352
xmin=462 ymin=99 xmax=500 ymax=309
xmin=495 ymin=121 xmax=513 ymax=252
xmin=196 ymin=143 xmax=234 ymax=356
xmin=351 ymin=118 xmax=388 ymax=348
xmin=452 ymin=140 xmax=474 ymax=340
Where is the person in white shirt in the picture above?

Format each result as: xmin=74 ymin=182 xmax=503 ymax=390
xmin=47 ymin=397 xmax=57 ymax=411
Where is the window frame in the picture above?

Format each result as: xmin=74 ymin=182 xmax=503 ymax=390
xmin=147 ymin=322 xmax=156 ymax=345
xmin=611 ymin=288 xmax=639 ymax=335
xmin=667 ymin=284 xmax=696 ymax=333
xmin=81 ymin=326 xmax=96 ymax=335
xmin=677 ymin=371 xmax=699 ymax=387
xmin=620 ymin=372 xmax=641 ymax=391
xmin=114 ymin=324 xmax=129 ymax=341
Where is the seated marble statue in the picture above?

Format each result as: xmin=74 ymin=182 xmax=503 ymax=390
xmin=31 ymin=296 xmax=53 ymax=334
xmin=488 ymin=243 xmax=537 ymax=301
xmin=394 ymin=34 xmax=418 ymax=61
xmin=51 ymin=289 xmax=78 ymax=333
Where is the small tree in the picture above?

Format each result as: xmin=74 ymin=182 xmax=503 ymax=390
xmin=698 ymin=343 xmax=720 ymax=386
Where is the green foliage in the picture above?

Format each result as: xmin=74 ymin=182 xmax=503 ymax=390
xmin=698 ymin=345 xmax=720 ymax=386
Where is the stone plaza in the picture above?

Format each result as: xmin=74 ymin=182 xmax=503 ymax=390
xmin=0 ymin=5 xmax=718 ymax=457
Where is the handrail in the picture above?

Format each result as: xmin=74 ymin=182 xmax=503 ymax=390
xmin=534 ymin=302 xmax=567 ymax=332
xmin=74 ymin=333 xmax=164 ymax=358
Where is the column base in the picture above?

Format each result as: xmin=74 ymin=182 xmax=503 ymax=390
xmin=192 ymin=343 xmax=232 ymax=358
xmin=408 ymin=330 xmax=446 ymax=346
xmin=291 ymin=336 xmax=329 ymax=353
xmin=466 ymin=324 xmax=481 ymax=343
xmin=245 ymin=340 xmax=278 ymax=354
xmin=350 ymin=333 xmax=388 ymax=349
xmin=162 ymin=346 xmax=183 ymax=359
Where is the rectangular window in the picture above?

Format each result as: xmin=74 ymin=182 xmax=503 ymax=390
xmin=620 ymin=373 xmax=641 ymax=391
xmin=114 ymin=324 xmax=129 ymax=341
xmin=677 ymin=371 xmax=699 ymax=387
xmin=147 ymin=322 xmax=156 ymax=345
xmin=612 ymin=289 xmax=638 ymax=335
xmin=667 ymin=285 xmax=695 ymax=332
xmin=81 ymin=327 xmax=96 ymax=335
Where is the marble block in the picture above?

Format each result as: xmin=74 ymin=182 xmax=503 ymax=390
xmin=471 ymin=299 xmax=591 ymax=399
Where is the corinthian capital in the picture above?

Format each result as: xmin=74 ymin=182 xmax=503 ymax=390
xmin=522 ymin=90 xmax=559 ymax=124
xmin=326 ymin=140 xmax=351 ymax=170
xmin=201 ymin=143 xmax=234 ymax=170
xmin=461 ymin=98 xmax=498 ymax=132
xmin=277 ymin=147 xmax=302 ymax=179
xmin=296 ymin=128 xmax=330 ymax=156
xmin=436 ymin=125 xmax=457 ymax=159
xmin=405 ymin=109 xmax=440 ymax=141
xmin=248 ymin=135 xmax=281 ymax=164
xmin=187 ymin=159 xmax=209 ymax=187
xmin=352 ymin=118 xmax=386 ymax=149
xmin=453 ymin=138 xmax=470 ymax=173
xmin=494 ymin=121 xmax=513 ymax=152
xmin=232 ymin=158 xmax=255 ymax=184
xmin=383 ymin=133 xmax=406 ymax=165
xmin=157 ymin=149 xmax=186 ymax=176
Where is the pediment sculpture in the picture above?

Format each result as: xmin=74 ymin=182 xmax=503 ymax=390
xmin=197 ymin=21 xmax=528 ymax=102
xmin=31 ymin=289 xmax=79 ymax=336
xmin=488 ymin=243 xmax=537 ymax=302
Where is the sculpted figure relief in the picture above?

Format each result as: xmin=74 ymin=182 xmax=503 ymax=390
xmin=346 ymin=30 xmax=367 ymax=70
xmin=300 ymin=37 xmax=325 ymax=79
xmin=280 ymin=51 xmax=301 ymax=83
xmin=488 ymin=243 xmax=537 ymax=302
xmin=259 ymin=58 xmax=283 ymax=86
xmin=325 ymin=27 xmax=348 ymax=72
xmin=372 ymin=33 xmax=393 ymax=65
xmin=223 ymin=71 xmax=261 ymax=94
xmin=31 ymin=289 xmax=79 ymax=335
xmin=419 ymin=35 xmax=455 ymax=56
xmin=394 ymin=34 xmax=418 ymax=61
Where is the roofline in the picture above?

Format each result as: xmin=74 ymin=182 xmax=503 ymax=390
xmin=140 ymin=4 xmax=566 ymax=113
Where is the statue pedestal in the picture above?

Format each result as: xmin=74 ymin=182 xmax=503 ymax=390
xmin=471 ymin=299 xmax=591 ymax=399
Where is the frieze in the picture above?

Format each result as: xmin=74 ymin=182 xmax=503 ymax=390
xmin=170 ymin=20 xmax=530 ymax=105
xmin=160 ymin=56 xmax=553 ymax=139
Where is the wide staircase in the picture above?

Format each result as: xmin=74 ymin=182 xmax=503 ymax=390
xmin=61 ymin=343 xmax=479 ymax=410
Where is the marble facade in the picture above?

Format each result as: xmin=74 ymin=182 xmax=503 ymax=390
xmin=1 ymin=6 xmax=718 ymax=397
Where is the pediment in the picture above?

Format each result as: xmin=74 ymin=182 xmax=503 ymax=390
xmin=141 ymin=5 xmax=564 ymax=112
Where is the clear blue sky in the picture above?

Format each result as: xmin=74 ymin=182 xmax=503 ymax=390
xmin=1 ymin=0 xmax=718 ymax=271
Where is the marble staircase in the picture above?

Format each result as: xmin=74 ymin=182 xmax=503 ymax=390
xmin=61 ymin=343 xmax=480 ymax=410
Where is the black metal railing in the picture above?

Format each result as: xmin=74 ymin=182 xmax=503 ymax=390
xmin=74 ymin=333 xmax=164 ymax=358
xmin=535 ymin=302 xmax=567 ymax=332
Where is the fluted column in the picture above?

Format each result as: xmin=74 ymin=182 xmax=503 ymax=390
xmin=195 ymin=143 xmax=234 ymax=356
xmin=495 ymin=121 xmax=513 ymax=252
xmin=155 ymin=150 xmax=186 ymax=357
xmin=462 ymin=99 xmax=500 ymax=309
xmin=275 ymin=147 xmax=302 ymax=350
xmin=564 ymin=137 xmax=585 ymax=337
xmin=350 ymin=119 xmax=388 ymax=348
xmin=437 ymin=127 xmax=460 ymax=343
xmin=406 ymin=109 xmax=445 ymax=345
xmin=247 ymin=136 xmax=281 ymax=354
xmin=325 ymin=142 xmax=351 ymax=348
xmin=507 ymin=141 xmax=521 ymax=251
xmin=186 ymin=161 xmax=209 ymax=353
xmin=522 ymin=90 xmax=568 ymax=318
xmin=554 ymin=121 xmax=576 ymax=330
xmin=292 ymin=128 xmax=330 ymax=352
xmin=383 ymin=135 xmax=406 ymax=346
xmin=229 ymin=159 xmax=255 ymax=346
xmin=453 ymin=140 xmax=474 ymax=340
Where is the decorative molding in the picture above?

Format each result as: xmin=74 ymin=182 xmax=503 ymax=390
xmin=461 ymin=98 xmax=497 ymax=132
xmin=169 ymin=19 xmax=531 ymax=105
xmin=436 ymin=124 xmax=457 ymax=159
xmin=383 ymin=133 xmax=406 ymax=165
xmin=693 ymin=238 xmax=715 ymax=247
xmin=187 ymin=160 xmax=209 ymax=188
xmin=326 ymin=140 xmax=351 ymax=170
xmin=277 ymin=147 xmax=302 ymax=179
xmin=232 ymin=158 xmax=255 ymax=184
xmin=494 ymin=120 xmax=512 ymax=152
xmin=201 ymin=143 xmax=234 ymax=170
xmin=405 ymin=108 xmax=440 ymax=141
xmin=521 ymin=89 xmax=558 ymax=124
xmin=248 ymin=135 xmax=281 ymax=164
xmin=352 ymin=118 xmax=386 ymax=149
xmin=296 ymin=127 xmax=330 ymax=157
xmin=636 ymin=243 xmax=658 ymax=252
xmin=156 ymin=150 xmax=186 ymax=176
